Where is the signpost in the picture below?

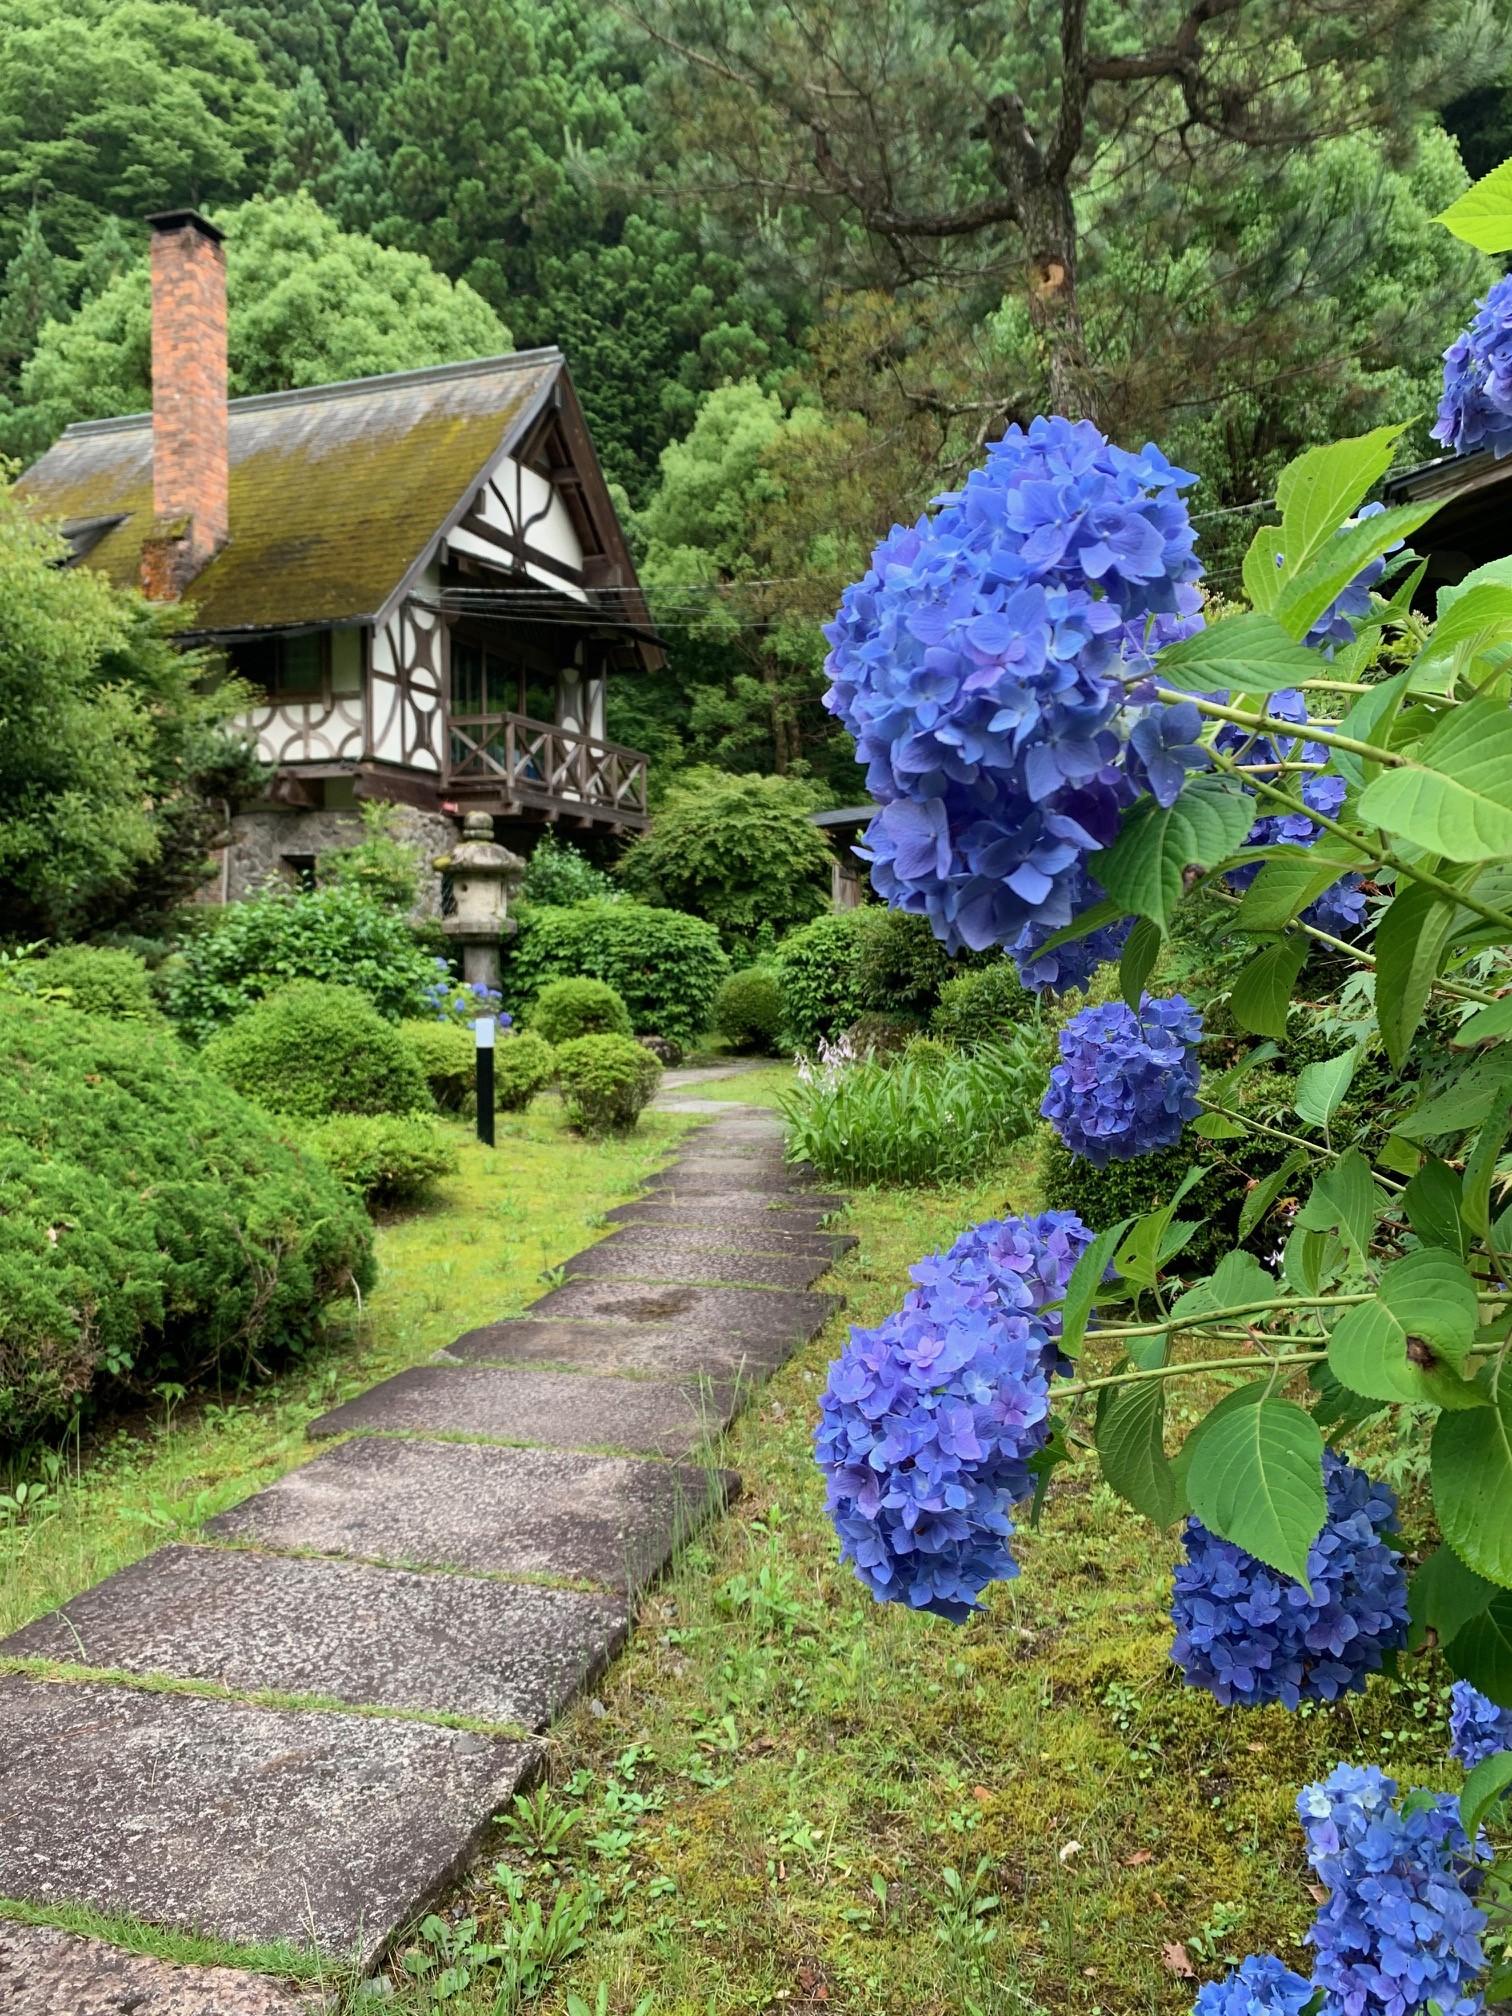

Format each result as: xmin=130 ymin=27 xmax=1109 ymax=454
xmin=474 ymin=1016 xmax=495 ymax=1147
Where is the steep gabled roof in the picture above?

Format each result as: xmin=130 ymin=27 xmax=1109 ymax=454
xmin=15 ymin=349 xmax=645 ymax=638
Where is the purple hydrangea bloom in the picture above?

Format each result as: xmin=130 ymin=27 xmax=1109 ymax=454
xmin=1009 ymin=864 xmax=1132 ymax=994
xmin=1193 ymin=1954 xmax=1316 ymax=2016
xmin=1449 ymin=1681 xmax=1512 ymax=1770
xmin=1171 ymin=1454 xmax=1410 ymax=1709
xmin=1434 ymin=272 xmax=1512 ymax=461
xmin=1040 ymin=992 xmax=1202 ymax=1165
xmin=1298 ymin=1763 xmax=1487 ymax=2016
xmin=822 ymin=416 xmax=1206 ymax=955
xmin=1304 ymin=504 xmax=1401 ymax=651
xmin=909 ymin=1208 xmax=1096 ymax=1375
xmin=1220 ymin=690 xmax=1367 ymax=940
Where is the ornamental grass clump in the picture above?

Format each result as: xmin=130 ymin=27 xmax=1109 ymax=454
xmin=1170 ymin=1452 xmax=1409 ymax=1709
xmin=1041 ymin=992 xmax=1201 ymax=1166
xmin=1450 ymin=1682 xmax=1512 ymax=1769
xmin=821 ymin=414 xmax=1206 ymax=962
xmin=1434 ymin=271 xmax=1512 ymax=459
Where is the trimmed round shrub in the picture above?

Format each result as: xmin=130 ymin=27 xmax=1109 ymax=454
xmin=530 ymin=976 xmax=632 ymax=1045
xmin=34 ymin=945 xmax=159 ymax=1021
xmin=201 ymin=983 xmax=432 ymax=1120
xmin=303 ymin=1113 xmax=459 ymax=1208
xmin=160 ymin=884 xmax=440 ymax=1044
xmin=772 ymin=912 xmax=869 ymax=1051
xmin=853 ymin=907 xmax=953 ymax=1022
xmin=1040 ymin=1128 xmax=1294 ymax=1275
xmin=932 ymin=961 xmax=1036 ymax=1047
xmin=0 ymin=996 xmax=373 ymax=1442
xmin=504 ymin=901 xmax=728 ymax=1050
xmin=554 ymin=1033 xmax=662 ymax=1134
xmin=400 ymin=1018 xmax=475 ymax=1111
xmin=714 ymin=969 xmax=784 ymax=1052
xmin=843 ymin=1011 xmax=917 ymax=1058
xmin=495 ymin=1029 xmax=556 ymax=1112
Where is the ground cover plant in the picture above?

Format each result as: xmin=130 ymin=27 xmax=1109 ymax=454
xmin=300 ymin=1113 xmax=459 ymax=1209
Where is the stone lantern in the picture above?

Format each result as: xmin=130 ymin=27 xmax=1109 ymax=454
xmin=436 ymin=810 xmax=524 ymax=992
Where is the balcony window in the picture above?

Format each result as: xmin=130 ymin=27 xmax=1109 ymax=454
xmin=232 ymin=632 xmax=331 ymax=702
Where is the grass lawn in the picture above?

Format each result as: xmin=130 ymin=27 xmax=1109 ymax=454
xmin=660 ymin=1062 xmax=796 ymax=1110
xmin=0 ymin=1098 xmax=698 ymax=1644
xmin=375 ymin=1131 xmax=1460 ymax=2016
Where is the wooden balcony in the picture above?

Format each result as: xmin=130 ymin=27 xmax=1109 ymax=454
xmin=446 ymin=710 xmax=649 ymax=828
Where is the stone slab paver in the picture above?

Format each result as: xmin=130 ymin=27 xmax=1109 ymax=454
xmin=440 ymin=1317 xmax=785 ymax=1383
xmin=562 ymin=1231 xmax=834 ymax=1292
xmin=591 ymin=1213 xmax=851 ymax=1258
xmin=1 ymin=1544 xmax=625 ymax=1732
xmin=526 ymin=1277 xmax=840 ymax=1354
xmin=203 ymin=1437 xmax=737 ymax=1592
xmin=605 ymin=1196 xmax=847 ymax=1236
xmin=0 ymin=1676 xmax=534 ymax=1967
xmin=0 ymin=1921 xmax=320 ymax=2016
xmin=644 ymin=1164 xmax=828 ymax=1196
xmin=306 ymin=1364 xmax=736 ymax=1458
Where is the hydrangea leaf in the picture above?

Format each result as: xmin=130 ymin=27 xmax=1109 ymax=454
xmin=1412 ymin=582 xmax=1512 ymax=673
xmin=1451 ymin=998 xmax=1512 ymax=1047
xmin=1358 ymin=698 xmax=1512 ymax=861
xmin=1297 ymin=1149 xmax=1381 ymax=1259
xmin=1095 ymin=777 xmax=1256 ymax=926
xmin=1234 ymin=843 xmax=1368 ymax=934
xmin=1446 ymin=1593 xmax=1512 ymax=1708
xmin=1242 ymin=525 xmax=1288 ymax=613
xmin=1434 ymin=1357 xmax=1512 ymax=1587
xmin=1273 ymin=425 xmax=1406 ymax=584
xmin=1436 ymin=156 xmax=1512 ymax=251
xmin=1033 ymin=897 xmax=1126 ymax=960
xmin=1460 ymin=1100 xmax=1512 ymax=1243
xmin=1238 ymin=1149 xmax=1308 ymax=1241
xmin=1097 ymin=1375 xmax=1179 ymax=1527
xmin=1275 ymin=504 xmax=1437 ymax=642
xmin=1328 ymin=1249 xmax=1483 ymax=1411
xmin=1375 ymin=877 xmax=1467 ymax=1067
xmin=1170 ymin=1249 xmax=1279 ymax=1323
xmin=1119 ymin=916 xmax=1162 ymax=1008
xmin=1396 ymin=1046 xmax=1512 ymax=1140
xmin=1230 ymin=933 xmax=1308 ymax=1038
xmin=1057 ymin=1216 xmax=1134 ymax=1358
xmin=1409 ymin=1542 xmax=1499 ymax=1653
xmin=1155 ymin=612 xmax=1319 ymax=695
xmin=1293 ymin=1048 xmax=1361 ymax=1129
xmin=1460 ymin=1750 xmax=1512 ymax=1840
xmin=1330 ymin=667 xmax=1415 ymax=790
xmin=1402 ymin=1157 xmax=1471 ymax=1260
xmin=1186 ymin=1384 xmax=1326 ymax=1585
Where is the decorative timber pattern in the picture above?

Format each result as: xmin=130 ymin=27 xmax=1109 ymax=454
xmin=370 ymin=598 xmax=444 ymax=774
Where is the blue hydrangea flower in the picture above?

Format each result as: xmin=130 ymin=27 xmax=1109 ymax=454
xmin=1304 ymin=504 xmax=1401 ymax=651
xmin=1193 ymin=1954 xmax=1316 ymax=2016
xmin=1449 ymin=1681 xmax=1512 ymax=1770
xmin=1009 ymin=864 xmax=1132 ymax=993
xmin=1434 ymin=272 xmax=1512 ymax=460
xmin=1171 ymin=1453 xmax=1409 ymax=1709
xmin=1040 ymin=992 xmax=1202 ymax=1165
xmin=1219 ymin=690 xmax=1367 ymax=939
xmin=909 ymin=1208 xmax=1096 ymax=1375
xmin=822 ymin=416 xmax=1207 ymax=956
xmin=1298 ymin=1763 xmax=1487 ymax=2016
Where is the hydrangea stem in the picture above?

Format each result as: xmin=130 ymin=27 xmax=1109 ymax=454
xmin=1155 ymin=689 xmax=1401 ymax=767
xmin=1057 ymin=1351 xmax=1327 ymax=1400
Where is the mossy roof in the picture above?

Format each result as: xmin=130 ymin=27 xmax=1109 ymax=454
xmin=15 ymin=351 xmax=562 ymax=633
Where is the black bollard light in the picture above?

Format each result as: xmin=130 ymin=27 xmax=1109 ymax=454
xmin=475 ymin=1014 xmax=495 ymax=1147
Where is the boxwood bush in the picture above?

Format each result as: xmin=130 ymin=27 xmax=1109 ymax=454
xmin=554 ymin=1032 xmax=662 ymax=1134
xmin=201 ymin=982 xmax=432 ymax=1120
xmin=772 ymin=913 xmax=869 ymax=1051
xmin=0 ymin=997 xmax=373 ymax=1443
xmin=303 ymin=1113 xmax=459 ymax=1208
xmin=504 ymin=901 xmax=728 ymax=1050
xmin=399 ymin=1018 xmax=475 ymax=1111
xmin=714 ymin=968 xmax=785 ymax=1052
xmin=33 ymin=945 xmax=160 ymax=1021
xmin=495 ymin=1029 xmax=556 ymax=1112
xmin=529 ymin=977 xmax=632 ymax=1045
xmin=931 ymin=961 xmax=1039 ymax=1047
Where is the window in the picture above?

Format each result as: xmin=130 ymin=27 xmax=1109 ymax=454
xmin=450 ymin=639 xmax=521 ymax=717
xmin=231 ymin=633 xmax=331 ymax=702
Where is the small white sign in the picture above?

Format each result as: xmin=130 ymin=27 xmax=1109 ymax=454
xmin=474 ymin=1016 xmax=496 ymax=1049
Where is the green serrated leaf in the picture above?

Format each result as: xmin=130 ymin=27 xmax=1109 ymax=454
xmin=1328 ymin=1249 xmax=1482 ymax=1410
xmin=1096 ymin=777 xmax=1257 ymax=925
xmin=1433 ymin=1357 xmax=1512 ymax=1587
xmin=1294 ymin=1049 xmax=1361 ymax=1129
xmin=1461 ymin=1750 xmax=1512 ymax=1839
xmin=1436 ymin=156 xmax=1512 ymax=251
xmin=1034 ymin=896 xmax=1125 ymax=960
xmin=1275 ymin=504 xmax=1438 ymax=642
xmin=1396 ymin=1048 xmax=1512 ymax=1141
xmin=1445 ymin=1591 xmax=1512 ymax=1709
xmin=1120 ymin=916 xmax=1162 ymax=1008
xmin=1057 ymin=1217 xmax=1132 ymax=1358
xmin=1374 ymin=878 xmax=1465 ymax=1068
xmin=1238 ymin=1150 xmax=1308 ymax=1241
xmin=1186 ymin=1386 xmax=1327 ymax=1585
xmin=1274 ymin=426 xmax=1407 ymax=579
xmin=1170 ymin=1249 xmax=1279 ymax=1323
xmin=1358 ymin=699 xmax=1512 ymax=862
xmin=1097 ymin=1377 xmax=1177 ymax=1527
xmin=1413 ymin=583 xmax=1512 ymax=671
xmin=1452 ymin=1000 xmax=1512 ymax=1049
xmin=1235 ymin=844 xmax=1369 ymax=935
xmin=1297 ymin=1149 xmax=1381 ymax=1260
xmin=1242 ymin=524 xmax=1287 ymax=613
xmin=1155 ymin=612 xmax=1322 ymax=695
xmin=1230 ymin=933 xmax=1309 ymax=1039
xmin=1193 ymin=1111 xmax=1248 ymax=1139
xmin=1462 ymin=1100 xmax=1512 ymax=1243
xmin=1408 ymin=1542 xmax=1499 ymax=1653
xmin=1403 ymin=1157 xmax=1470 ymax=1259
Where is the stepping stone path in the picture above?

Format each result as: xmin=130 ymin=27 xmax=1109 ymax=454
xmin=0 ymin=1102 xmax=844 ymax=2002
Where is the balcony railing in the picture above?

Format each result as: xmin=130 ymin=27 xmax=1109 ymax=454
xmin=446 ymin=710 xmax=649 ymax=820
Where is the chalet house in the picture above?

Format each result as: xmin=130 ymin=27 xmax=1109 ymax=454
xmin=17 ymin=209 xmax=657 ymax=905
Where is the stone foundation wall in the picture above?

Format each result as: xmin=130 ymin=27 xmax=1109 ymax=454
xmin=225 ymin=805 xmax=459 ymax=918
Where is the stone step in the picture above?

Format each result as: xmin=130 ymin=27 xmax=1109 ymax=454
xmin=604 ymin=1196 xmax=847 ymax=1236
xmin=643 ymin=1164 xmax=832 ymax=1196
xmin=525 ymin=1276 xmax=840 ymax=1350
xmin=1 ymin=1543 xmax=625 ymax=1732
xmin=306 ymin=1363 xmax=737 ymax=1459
xmin=0 ymin=1675 xmax=534 ymax=1967
xmin=202 ymin=1437 xmax=737 ymax=1593
xmin=439 ymin=1316 xmax=787 ymax=1383
xmin=561 ymin=1229 xmax=836 ymax=1292
xmin=0 ymin=1921 xmax=318 ymax=2016
xmin=592 ymin=1215 xmax=852 ymax=1258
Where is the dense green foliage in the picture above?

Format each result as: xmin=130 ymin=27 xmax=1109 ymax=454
xmin=32 ymin=945 xmax=159 ymax=1021
xmin=931 ymin=961 xmax=1039 ymax=1047
xmin=781 ymin=1037 xmax=1046 ymax=1186
xmin=519 ymin=832 xmax=619 ymax=908
xmin=316 ymin=801 xmax=423 ymax=912
xmin=200 ymin=981 xmax=431 ymax=1119
xmin=0 ymin=996 xmax=372 ymax=1443
xmin=713 ymin=968 xmax=784 ymax=1052
xmin=504 ymin=901 xmax=729 ymax=1049
xmin=0 ymin=486 xmax=262 ymax=939
xmin=553 ymin=1031 xmax=661 ymax=1134
xmin=301 ymin=1110 xmax=458 ymax=1207
xmin=618 ymin=767 xmax=834 ymax=946
xmin=528 ymin=976 xmax=633 ymax=1045
xmin=493 ymin=1029 xmax=556 ymax=1112
xmin=399 ymin=1017 xmax=474 ymax=1111
xmin=771 ymin=913 xmax=870 ymax=1053
xmin=160 ymin=884 xmax=439 ymax=1043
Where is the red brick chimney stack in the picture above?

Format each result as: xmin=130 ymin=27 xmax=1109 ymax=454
xmin=140 ymin=208 xmax=229 ymax=601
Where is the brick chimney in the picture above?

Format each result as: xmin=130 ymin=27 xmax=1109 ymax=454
xmin=140 ymin=209 xmax=229 ymax=601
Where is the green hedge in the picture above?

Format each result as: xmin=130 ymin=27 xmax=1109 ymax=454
xmin=505 ymin=901 xmax=728 ymax=1049
xmin=34 ymin=945 xmax=160 ymax=1021
xmin=400 ymin=1018 xmax=475 ymax=1112
xmin=714 ymin=969 xmax=784 ymax=1052
xmin=0 ymin=997 xmax=374 ymax=1443
xmin=932 ymin=961 xmax=1038 ymax=1047
xmin=495 ymin=1029 xmax=556 ymax=1112
xmin=554 ymin=1032 xmax=662 ymax=1133
xmin=529 ymin=977 xmax=632 ymax=1044
xmin=202 ymin=982 xmax=432 ymax=1120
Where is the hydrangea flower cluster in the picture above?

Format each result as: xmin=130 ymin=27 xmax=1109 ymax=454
xmin=1008 ymin=863 xmax=1132 ymax=993
xmin=822 ymin=416 xmax=1207 ymax=963
xmin=814 ymin=1212 xmax=1093 ymax=1621
xmin=1299 ymin=1763 xmax=1488 ymax=2016
xmin=1434 ymin=272 xmax=1512 ymax=460
xmin=1192 ymin=1955 xmax=1316 ymax=2016
xmin=425 ymin=961 xmax=509 ymax=1026
xmin=1218 ymin=690 xmax=1367 ymax=939
xmin=1304 ymin=503 xmax=1399 ymax=651
xmin=1449 ymin=1681 xmax=1512 ymax=1770
xmin=1040 ymin=992 xmax=1202 ymax=1165
xmin=1170 ymin=1452 xmax=1409 ymax=1709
